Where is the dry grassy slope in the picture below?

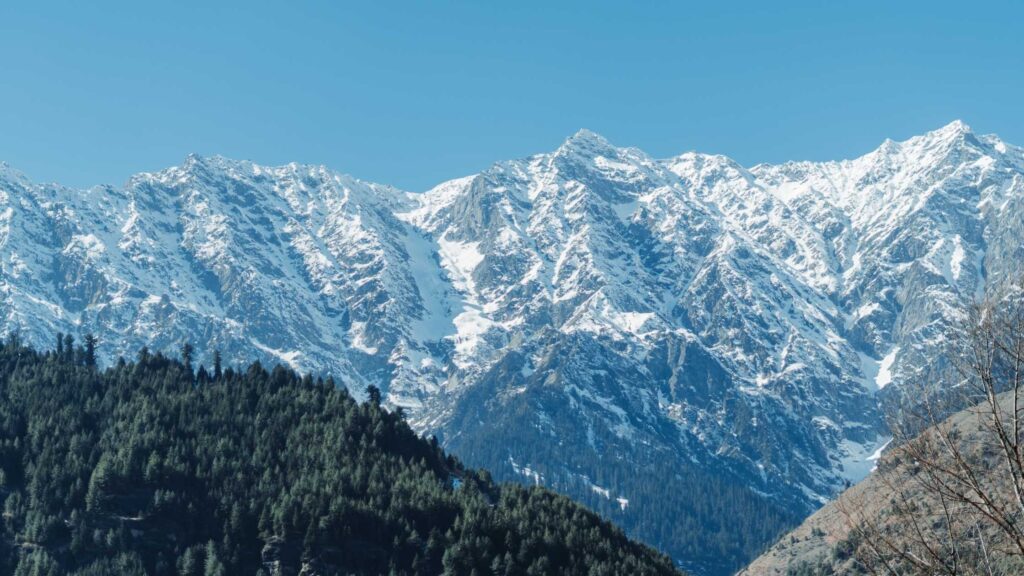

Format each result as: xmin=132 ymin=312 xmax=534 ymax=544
xmin=740 ymin=392 xmax=1019 ymax=575
xmin=737 ymin=475 xmax=870 ymax=574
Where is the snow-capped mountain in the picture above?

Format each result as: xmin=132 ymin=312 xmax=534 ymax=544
xmin=1 ymin=121 xmax=1021 ymax=572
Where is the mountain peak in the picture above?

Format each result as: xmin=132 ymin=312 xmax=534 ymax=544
xmin=0 ymin=161 xmax=31 ymax=186
xmin=920 ymin=119 xmax=974 ymax=144
xmin=856 ymin=120 xmax=978 ymax=167
xmin=570 ymin=128 xmax=609 ymax=142
xmin=181 ymin=152 xmax=214 ymax=173
xmin=182 ymin=153 xmax=243 ymax=169
xmin=557 ymin=129 xmax=615 ymax=155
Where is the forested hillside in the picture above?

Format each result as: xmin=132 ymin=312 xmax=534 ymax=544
xmin=0 ymin=335 xmax=682 ymax=576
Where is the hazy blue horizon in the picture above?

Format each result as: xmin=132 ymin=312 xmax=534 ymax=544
xmin=1 ymin=0 xmax=1021 ymax=191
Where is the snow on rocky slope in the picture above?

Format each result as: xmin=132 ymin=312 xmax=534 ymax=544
xmin=1 ymin=121 xmax=1021 ymax=571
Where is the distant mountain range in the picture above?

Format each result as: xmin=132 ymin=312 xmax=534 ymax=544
xmin=2 ymin=121 xmax=1022 ymax=573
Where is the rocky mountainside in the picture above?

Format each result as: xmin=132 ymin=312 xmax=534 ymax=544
xmin=1 ymin=121 xmax=1021 ymax=573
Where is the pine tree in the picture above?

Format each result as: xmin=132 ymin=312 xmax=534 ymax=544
xmin=181 ymin=341 xmax=194 ymax=374
xmin=204 ymin=540 xmax=225 ymax=576
xmin=83 ymin=333 xmax=98 ymax=367
xmin=85 ymin=456 xmax=112 ymax=512
xmin=178 ymin=545 xmax=202 ymax=576
xmin=62 ymin=334 xmax=74 ymax=360
xmin=213 ymin=349 xmax=222 ymax=381
xmin=366 ymin=384 xmax=382 ymax=407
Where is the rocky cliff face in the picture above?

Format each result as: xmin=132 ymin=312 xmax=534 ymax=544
xmin=1 ymin=121 xmax=1021 ymax=572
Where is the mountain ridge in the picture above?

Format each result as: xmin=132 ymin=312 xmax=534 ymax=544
xmin=1 ymin=120 xmax=1021 ymax=573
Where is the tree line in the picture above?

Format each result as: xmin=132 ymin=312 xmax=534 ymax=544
xmin=0 ymin=335 xmax=683 ymax=576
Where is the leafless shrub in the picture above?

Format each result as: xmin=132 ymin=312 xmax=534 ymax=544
xmin=838 ymin=284 xmax=1024 ymax=575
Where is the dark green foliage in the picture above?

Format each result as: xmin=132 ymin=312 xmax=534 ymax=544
xmin=180 ymin=341 xmax=194 ymax=372
xmin=82 ymin=334 xmax=97 ymax=368
xmin=366 ymin=384 xmax=382 ymax=408
xmin=212 ymin=350 xmax=222 ymax=382
xmin=0 ymin=341 xmax=683 ymax=576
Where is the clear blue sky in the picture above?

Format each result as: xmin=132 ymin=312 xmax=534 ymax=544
xmin=1 ymin=0 xmax=1021 ymax=191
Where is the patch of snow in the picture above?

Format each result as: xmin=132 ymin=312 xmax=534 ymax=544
xmin=401 ymin=229 xmax=458 ymax=345
xmin=756 ymin=363 xmax=807 ymax=387
xmin=451 ymin=306 xmax=495 ymax=361
xmin=398 ymin=174 xmax=475 ymax=226
xmin=615 ymin=311 xmax=654 ymax=334
xmin=950 ymin=235 xmax=965 ymax=282
xmin=437 ymin=237 xmax=484 ymax=294
xmin=611 ymin=200 xmax=638 ymax=222
xmin=66 ymin=234 xmax=107 ymax=260
xmin=846 ymin=302 xmax=880 ymax=329
xmin=141 ymin=294 xmax=164 ymax=307
xmin=771 ymin=181 xmax=807 ymax=202
xmin=508 ymin=456 xmax=543 ymax=485
xmin=867 ymin=439 xmax=892 ymax=472
xmin=876 ymin=347 xmax=899 ymax=389
xmin=252 ymin=341 xmax=304 ymax=369
xmin=496 ymin=226 xmax=519 ymax=247
xmin=348 ymin=321 xmax=378 ymax=355
xmin=565 ymin=293 xmax=656 ymax=340
xmin=837 ymin=436 xmax=893 ymax=483
xmin=594 ymin=155 xmax=641 ymax=178
xmin=856 ymin=351 xmax=880 ymax=391
xmin=843 ymin=251 xmax=863 ymax=281
xmin=6 ymin=252 xmax=26 ymax=279
xmin=812 ymin=415 xmax=839 ymax=430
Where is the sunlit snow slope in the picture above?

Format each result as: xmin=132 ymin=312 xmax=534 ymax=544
xmin=2 ymin=121 xmax=1022 ymax=571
